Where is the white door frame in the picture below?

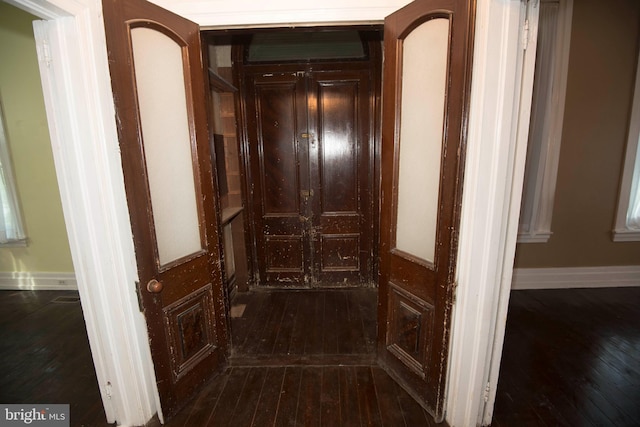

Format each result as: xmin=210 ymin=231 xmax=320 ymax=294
xmin=447 ymin=1 xmax=539 ymax=425
xmin=8 ymin=0 xmax=533 ymax=425
xmin=8 ymin=0 xmax=161 ymax=425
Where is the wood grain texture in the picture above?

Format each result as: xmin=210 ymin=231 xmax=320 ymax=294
xmin=230 ymin=289 xmax=377 ymax=363
xmin=4 ymin=287 xmax=638 ymax=426
xmin=235 ymin=36 xmax=382 ymax=288
xmin=101 ymin=0 xmax=228 ymax=416
xmin=377 ymin=0 xmax=476 ymax=419
xmin=160 ymin=366 xmax=434 ymax=427
xmin=492 ymin=287 xmax=640 ymax=427
xmin=0 ymin=291 xmax=107 ymax=426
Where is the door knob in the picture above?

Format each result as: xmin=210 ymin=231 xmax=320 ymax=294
xmin=146 ymin=279 xmax=163 ymax=293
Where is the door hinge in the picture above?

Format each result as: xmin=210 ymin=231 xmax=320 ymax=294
xmin=522 ymin=0 xmax=539 ymax=51
xmin=450 ymin=280 xmax=459 ymax=305
xmin=483 ymin=382 xmax=491 ymax=402
xmin=135 ymin=281 xmax=144 ymax=312
xmin=105 ymin=381 xmax=113 ymax=399
xmin=38 ymin=38 xmax=52 ymax=68
xmin=522 ymin=18 xmax=530 ymax=50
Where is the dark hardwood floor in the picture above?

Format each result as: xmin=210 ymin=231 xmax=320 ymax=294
xmin=163 ymin=289 xmax=437 ymax=426
xmin=229 ymin=289 xmax=377 ymax=366
xmin=2 ymin=287 xmax=639 ymax=426
xmin=164 ymin=365 xmax=436 ymax=427
xmin=0 ymin=290 xmax=107 ymax=426
xmin=492 ymin=287 xmax=640 ymax=427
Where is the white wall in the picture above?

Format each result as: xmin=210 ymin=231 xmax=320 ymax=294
xmin=151 ymin=0 xmax=412 ymax=27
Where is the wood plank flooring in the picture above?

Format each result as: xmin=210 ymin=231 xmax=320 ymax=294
xmin=2 ymin=287 xmax=639 ymax=426
xmin=492 ymin=287 xmax=640 ymax=427
xmin=158 ymin=289 xmax=436 ymax=426
xmin=0 ymin=290 xmax=108 ymax=427
xmin=165 ymin=366 xmax=436 ymax=427
xmin=229 ymin=289 xmax=377 ymax=365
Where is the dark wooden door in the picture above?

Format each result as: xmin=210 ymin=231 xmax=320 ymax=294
xmin=307 ymin=69 xmax=375 ymax=286
xmin=102 ymin=0 xmax=228 ymax=417
xmin=242 ymin=63 xmax=377 ymax=288
xmin=245 ymin=70 xmax=309 ymax=287
xmin=377 ymin=0 xmax=474 ymax=421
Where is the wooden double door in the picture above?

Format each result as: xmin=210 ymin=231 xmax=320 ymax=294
xmin=103 ymin=0 xmax=474 ymax=421
xmin=239 ymin=60 xmax=379 ymax=288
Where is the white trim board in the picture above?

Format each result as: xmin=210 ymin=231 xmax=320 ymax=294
xmin=0 ymin=272 xmax=77 ymax=290
xmin=512 ymin=266 xmax=640 ymax=289
xmin=151 ymin=0 xmax=413 ymax=27
xmin=446 ymin=1 xmax=534 ymax=426
xmin=28 ymin=3 xmax=161 ymax=425
xmin=612 ymin=46 xmax=640 ymax=242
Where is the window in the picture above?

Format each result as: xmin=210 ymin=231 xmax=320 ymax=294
xmin=0 ymin=101 xmax=27 ymax=246
xmin=246 ymin=30 xmax=367 ymax=63
xmin=613 ymin=48 xmax=640 ymax=242
xmin=518 ymin=0 xmax=573 ymax=243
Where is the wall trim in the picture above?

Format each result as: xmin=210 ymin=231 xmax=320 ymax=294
xmin=517 ymin=230 xmax=552 ymax=243
xmin=27 ymin=2 xmax=162 ymax=425
xmin=0 ymin=272 xmax=77 ymax=290
xmin=516 ymin=0 xmax=573 ymax=244
xmin=612 ymin=229 xmax=640 ymax=242
xmin=446 ymin=1 xmax=533 ymax=426
xmin=612 ymin=45 xmax=640 ymax=242
xmin=512 ymin=266 xmax=640 ymax=289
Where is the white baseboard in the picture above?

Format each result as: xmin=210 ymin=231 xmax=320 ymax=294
xmin=0 ymin=272 xmax=77 ymax=291
xmin=512 ymin=266 xmax=640 ymax=290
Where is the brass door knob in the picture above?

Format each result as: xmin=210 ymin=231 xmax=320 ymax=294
xmin=146 ymin=279 xmax=163 ymax=293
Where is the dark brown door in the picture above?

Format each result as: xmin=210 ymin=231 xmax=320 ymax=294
xmin=245 ymin=71 xmax=309 ymax=287
xmin=307 ymin=69 xmax=375 ymax=286
xmin=242 ymin=64 xmax=377 ymax=288
xmin=377 ymin=0 xmax=474 ymax=421
xmin=102 ymin=0 xmax=228 ymax=417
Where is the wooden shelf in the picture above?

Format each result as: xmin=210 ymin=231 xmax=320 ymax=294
xmin=221 ymin=206 xmax=243 ymax=225
xmin=209 ymin=68 xmax=237 ymax=93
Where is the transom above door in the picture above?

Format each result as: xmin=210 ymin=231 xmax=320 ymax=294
xmin=236 ymin=33 xmax=381 ymax=288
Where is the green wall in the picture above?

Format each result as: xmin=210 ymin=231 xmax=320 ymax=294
xmin=0 ymin=2 xmax=74 ymax=273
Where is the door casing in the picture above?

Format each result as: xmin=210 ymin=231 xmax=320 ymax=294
xmin=25 ymin=0 xmax=535 ymax=424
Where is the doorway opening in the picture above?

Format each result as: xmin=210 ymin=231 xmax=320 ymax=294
xmin=1 ymin=0 xmax=532 ymax=422
xmin=204 ymin=27 xmax=383 ymax=292
xmin=0 ymin=2 xmax=104 ymax=422
xmin=202 ymin=27 xmax=383 ymax=363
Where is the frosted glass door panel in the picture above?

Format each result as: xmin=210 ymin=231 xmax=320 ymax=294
xmin=131 ymin=27 xmax=203 ymax=266
xmin=395 ymin=18 xmax=449 ymax=264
